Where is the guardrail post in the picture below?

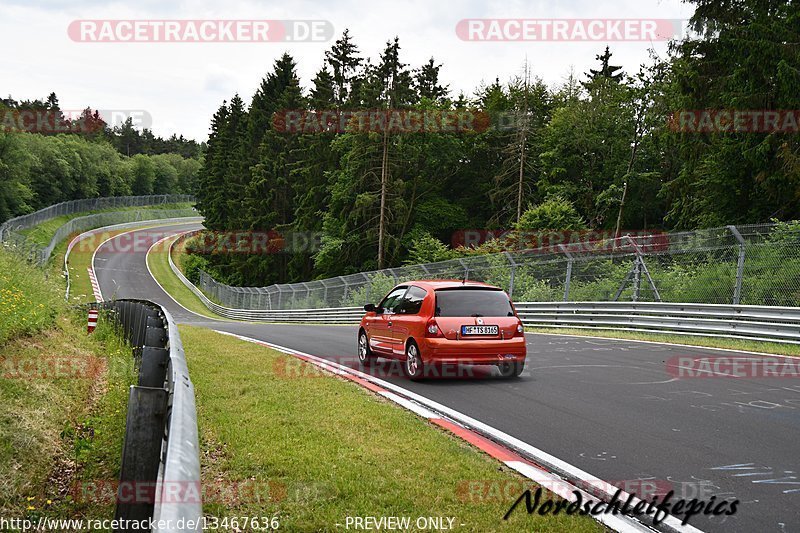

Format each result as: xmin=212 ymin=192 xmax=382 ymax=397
xmin=728 ymin=225 xmax=746 ymax=305
xmin=558 ymin=245 xmax=573 ymax=302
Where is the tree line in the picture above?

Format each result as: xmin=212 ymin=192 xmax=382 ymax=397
xmin=190 ymin=0 xmax=798 ymax=286
xmin=0 ymin=93 xmax=202 ymax=223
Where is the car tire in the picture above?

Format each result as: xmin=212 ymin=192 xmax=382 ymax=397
xmin=498 ymin=360 xmax=524 ymax=378
xmin=358 ymin=331 xmax=376 ymax=367
xmin=404 ymin=341 xmax=425 ymax=381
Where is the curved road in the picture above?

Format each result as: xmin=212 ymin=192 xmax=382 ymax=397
xmin=92 ymin=222 xmax=800 ymax=533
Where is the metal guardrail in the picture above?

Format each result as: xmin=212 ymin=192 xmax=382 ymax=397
xmin=1 ymin=195 xmax=196 ymax=266
xmin=515 ymin=301 xmax=800 ymax=344
xmin=167 ymin=234 xmax=800 ymax=343
xmin=0 ymin=194 xmax=194 ymax=236
xmin=95 ymin=299 xmax=201 ymax=532
xmin=166 ymin=232 xmax=361 ymax=323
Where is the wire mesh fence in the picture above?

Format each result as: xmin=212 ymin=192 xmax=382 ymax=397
xmin=0 ymin=194 xmax=196 ymax=266
xmin=186 ymin=222 xmax=800 ymax=310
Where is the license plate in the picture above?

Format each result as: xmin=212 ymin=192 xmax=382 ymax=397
xmin=461 ymin=325 xmax=498 ymax=336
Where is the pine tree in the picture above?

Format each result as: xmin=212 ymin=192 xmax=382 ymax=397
xmin=325 ymin=29 xmax=363 ymax=106
xmin=415 ymin=58 xmax=449 ymax=102
xmin=584 ymin=46 xmax=624 ymax=86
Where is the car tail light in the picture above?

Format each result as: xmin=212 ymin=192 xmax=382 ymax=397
xmin=425 ymin=319 xmax=443 ymax=338
xmin=515 ymin=321 xmax=525 ymax=337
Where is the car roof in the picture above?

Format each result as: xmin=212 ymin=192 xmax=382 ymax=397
xmin=399 ymin=280 xmax=502 ymax=291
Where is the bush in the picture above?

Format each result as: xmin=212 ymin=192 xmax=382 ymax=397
xmin=181 ymin=253 xmax=209 ymax=285
xmin=516 ymin=196 xmax=587 ymax=231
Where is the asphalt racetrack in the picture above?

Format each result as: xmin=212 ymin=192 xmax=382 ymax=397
xmin=90 ymin=222 xmax=800 ymax=533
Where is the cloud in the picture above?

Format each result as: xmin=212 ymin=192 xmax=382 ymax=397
xmin=0 ymin=0 xmax=694 ymax=140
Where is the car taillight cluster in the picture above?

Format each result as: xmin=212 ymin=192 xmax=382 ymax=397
xmin=515 ymin=321 xmax=525 ymax=337
xmin=425 ymin=319 xmax=443 ymax=338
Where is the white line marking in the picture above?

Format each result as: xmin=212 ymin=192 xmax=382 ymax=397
xmin=531 ymin=331 xmax=800 ymax=360
xmin=213 ymin=330 xmax=703 ymax=533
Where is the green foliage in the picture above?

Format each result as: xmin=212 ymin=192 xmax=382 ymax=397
xmin=181 ymin=253 xmax=209 ymax=284
xmin=516 ymin=196 xmax=587 ymax=231
xmin=194 ymin=11 xmax=800 ymax=287
xmin=343 ymin=273 xmax=398 ymax=306
xmin=0 ymin=131 xmax=200 ymax=224
xmin=404 ymin=231 xmax=458 ymax=264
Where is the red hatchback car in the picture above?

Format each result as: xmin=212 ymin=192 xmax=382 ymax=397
xmin=358 ymin=280 xmax=527 ymax=380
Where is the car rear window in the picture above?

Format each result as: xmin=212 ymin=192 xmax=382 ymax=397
xmin=434 ymin=288 xmax=514 ymax=317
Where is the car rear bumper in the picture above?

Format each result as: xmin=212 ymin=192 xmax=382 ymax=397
xmin=419 ymin=337 xmax=526 ymax=365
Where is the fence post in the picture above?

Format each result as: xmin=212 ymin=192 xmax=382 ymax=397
xmin=503 ymin=252 xmax=517 ymax=298
xmin=728 ymin=225 xmax=746 ymax=305
xmin=320 ymin=279 xmax=329 ymax=307
xmin=362 ymin=273 xmax=371 ymax=305
xmin=558 ymin=245 xmax=574 ymax=302
xmin=633 ymin=255 xmax=642 ymax=302
xmin=338 ymin=276 xmax=349 ymax=304
xmin=458 ymin=259 xmax=469 ymax=281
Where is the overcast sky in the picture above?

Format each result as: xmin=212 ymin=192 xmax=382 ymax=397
xmin=1 ymin=0 xmax=695 ymax=141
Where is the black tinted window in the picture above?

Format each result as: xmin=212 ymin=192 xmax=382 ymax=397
xmin=396 ymin=286 xmax=427 ymax=314
xmin=435 ymin=289 xmax=513 ymax=317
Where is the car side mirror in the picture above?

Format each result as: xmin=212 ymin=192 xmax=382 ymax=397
xmin=364 ymin=303 xmax=376 ymax=312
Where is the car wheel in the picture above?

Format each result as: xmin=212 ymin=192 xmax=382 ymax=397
xmin=498 ymin=360 xmax=524 ymax=378
xmin=358 ymin=331 xmax=375 ymax=366
xmin=404 ymin=341 xmax=425 ymax=381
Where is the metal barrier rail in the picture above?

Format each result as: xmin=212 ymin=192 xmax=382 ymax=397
xmin=0 ymin=194 xmax=194 ymax=236
xmin=2 ymin=200 xmax=197 ymax=266
xmin=166 ymin=233 xmax=362 ymax=322
xmin=167 ymin=231 xmax=800 ymax=343
xmin=514 ymin=301 xmax=800 ymax=344
xmin=95 ymin=299 xmax=201 ymax=532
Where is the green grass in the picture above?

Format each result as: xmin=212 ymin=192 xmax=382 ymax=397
xmin=527 ymin=327 xmax=800 ymax=356
xmin=0 ymin=248 xmax=61 ymax=344
xmin=146 ymin=234 xmax=221 ymax=319
xmin=0 ymin=246 xmax=136 ymax=526
xmin=19 ymin=202 xmax=194 ymax=246
xmin=180 ymin=325 xmax=601 ymax=532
